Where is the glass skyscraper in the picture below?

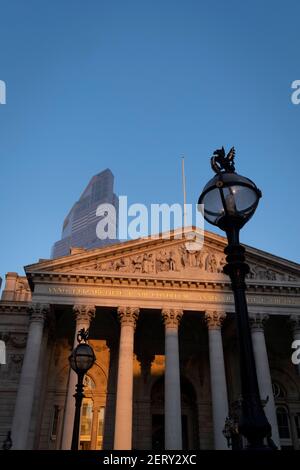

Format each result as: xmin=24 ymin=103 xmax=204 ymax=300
xmin=52 ymin=169 xmax=118 ymax=258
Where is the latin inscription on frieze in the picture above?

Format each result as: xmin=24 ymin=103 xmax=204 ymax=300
xmin=47 ymin=286 xmax=298 ymax=306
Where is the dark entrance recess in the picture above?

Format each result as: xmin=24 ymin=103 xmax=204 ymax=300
xmin=151 ymin=376 xmax=199 ymax=450
xmin=152 ymin=414 xmax=188 ymax=450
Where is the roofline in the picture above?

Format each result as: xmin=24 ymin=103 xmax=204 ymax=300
xmin=24 ymin=226 xmax=300 ymax=275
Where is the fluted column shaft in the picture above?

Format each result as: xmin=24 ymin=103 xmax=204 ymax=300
xmin=250 ymin=313 xmax=280 ymax=448
xmin=205 ymin=310 xmax=229 ymax=450
xmin=61 ymin=305 xmax=95 ymax=450
xmin=11 ymin=303 xmax=49 ymax=449
xmin=162 ymin=308 xmax=183 ymax=450
xmin=114 ymin=307 xmax=139 ymax=450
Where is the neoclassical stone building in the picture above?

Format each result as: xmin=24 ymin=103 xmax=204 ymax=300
xmin=0 ymin=228 xmax=300 ymax=450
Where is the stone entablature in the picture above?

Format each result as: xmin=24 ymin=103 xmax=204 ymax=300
xmin=0 ymin=229 xmax=299 ymax=319
xmin=30 ymin=283 xmax=299 ymax=313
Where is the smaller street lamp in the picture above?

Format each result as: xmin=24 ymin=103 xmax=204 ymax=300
xmin=69 ymin=328 xmax=96 ymax=451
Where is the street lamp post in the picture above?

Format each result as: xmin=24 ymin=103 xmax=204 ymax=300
xmin=69 ymin=328 xmax=96 ymax=451
xmin=2 ymin=431 xmax=12 ymax=450
xmin=198 ymin=147 xmax=273 ymax=450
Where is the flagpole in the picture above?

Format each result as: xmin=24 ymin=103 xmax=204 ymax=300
xmin=182 ymin=156 xmax=187 ymax=229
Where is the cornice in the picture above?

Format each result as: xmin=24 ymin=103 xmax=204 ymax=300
xmin=0 ymin=302 xmax=30 ymax=314
xmin=26 ymin=271 xmax=300 ymax=296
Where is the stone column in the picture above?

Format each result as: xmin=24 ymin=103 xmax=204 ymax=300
xmin=102 ymin=339 xmax=118 ymax=450
xmin=205 ymin=310 xmax=229 ymax=450
xmin=289 ymin=314 xmax=300 ymax=376
xmin=11 ymin=303 xmax=49 ymax=449
xmin=61 ymin=304 xmax=95 ymax=450
xmin=162 ymin=308 xmax=183 ymax=450
xmin=30 ymin=311 xmax=56 ymax=449
xmin=250 ymin=313 xmax=280 ymax=448
xmin=136 ymin=352 xmax=155 ymax=450
xmin=114 ymin=306 xmax=139 ymax=450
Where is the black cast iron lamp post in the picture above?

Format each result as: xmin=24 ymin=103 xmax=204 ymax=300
xmin=69 ymin=328 xmax=96 ymax=451
xmin=198 ymin=147 xmax=273 ymax=450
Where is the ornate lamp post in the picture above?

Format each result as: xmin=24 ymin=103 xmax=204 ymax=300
xmin=2 ymin=431 xmax=12 ymax=450
xmin=198 ymin=147 xmax=273 ymax=450
xmin=69 ymin=328 xmax=96 ymax=451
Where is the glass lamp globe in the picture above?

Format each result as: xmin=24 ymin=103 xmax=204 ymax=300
xmin=69 ymin=342 xmax=96 ymax=374
xmin=198 ymin=171 xmax=262 ymax=231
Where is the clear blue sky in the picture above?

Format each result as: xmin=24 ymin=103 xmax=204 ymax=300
xmin=0 ymin=0 xmax=299 ymax=285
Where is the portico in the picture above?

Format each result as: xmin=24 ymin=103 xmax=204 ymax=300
xmin=1 ymin=229 xmax=300 ymax=449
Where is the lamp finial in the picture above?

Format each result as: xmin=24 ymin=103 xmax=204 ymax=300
xmin=77 ymin=328 xmax=89 ymax=344
xmin=211 ymin=146 xmax=235 ymax=174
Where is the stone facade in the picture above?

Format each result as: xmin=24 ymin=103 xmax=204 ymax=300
xmin=0 ymin=228 xmax=300 ymax=450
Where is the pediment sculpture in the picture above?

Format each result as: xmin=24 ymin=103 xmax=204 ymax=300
xmin=92 ymin=243 xmax=226 ymax=276
xmin=66 ymin=242 xmax=299 ymax=283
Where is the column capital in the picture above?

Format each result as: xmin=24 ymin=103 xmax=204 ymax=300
xmin=289 ymin=314 xmax=300 ymax=335
xmin=73 ymin=304 xmax=96 ymax=323
xmin=162 ymin=308 xmax=183 ymax=328
xmin=117 ymin=306 xmax=140 ymax=328
xmin=249 ymin=313 xmax=269 ymax=331
xmin=28 ymin=303 xmax=50 ymax=323
xmin=205 ymin=310 xmax=226 ymax=330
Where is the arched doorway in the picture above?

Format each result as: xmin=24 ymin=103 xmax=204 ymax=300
xmin=150 ymin=376 xmax=199 ymax=450
xmin=272 ymin=381 xmax=294 ymax=450
xmin=79 ymin=375 xmax=106 ymax=450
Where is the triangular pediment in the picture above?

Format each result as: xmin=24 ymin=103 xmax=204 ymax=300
xmin=25 ymin=227 xmax=300 ymax=285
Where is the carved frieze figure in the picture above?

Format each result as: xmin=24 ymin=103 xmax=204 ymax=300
xmin=142 ymin=253 xmax=154 ymax=274
xmin=205 ymin=253 xmax=217 ymax=272
xmin=218 ymin=256 xmax=226 ymax=273
xmin=265 ymin=269 xmax=276 ymax=281
xmin=115 ymin=257 xmax=130 ymax=272
xmin=132 ymin=255 xmax=143 ymax=273
xmin=248 ymin=265 xmax=279 ymax=281
xmin=168 ymin=250 xmax=178 ymax=271
xmin=247 ymin=266 xmax=256 ymax=279
xmin=179 ymin=245 xmax=188 ymax=268
xmin=96 ymin=260 xmax=114 ymax=271
xmin=194 ymin=249 xmax=204 ymax=269
xmin=179 ymin=245 xmax=195 ymax=268
xmin=156 ymin=250 xmax=169 ymax=272
xmin=245 ymin=264 xmax=299 ymax=282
